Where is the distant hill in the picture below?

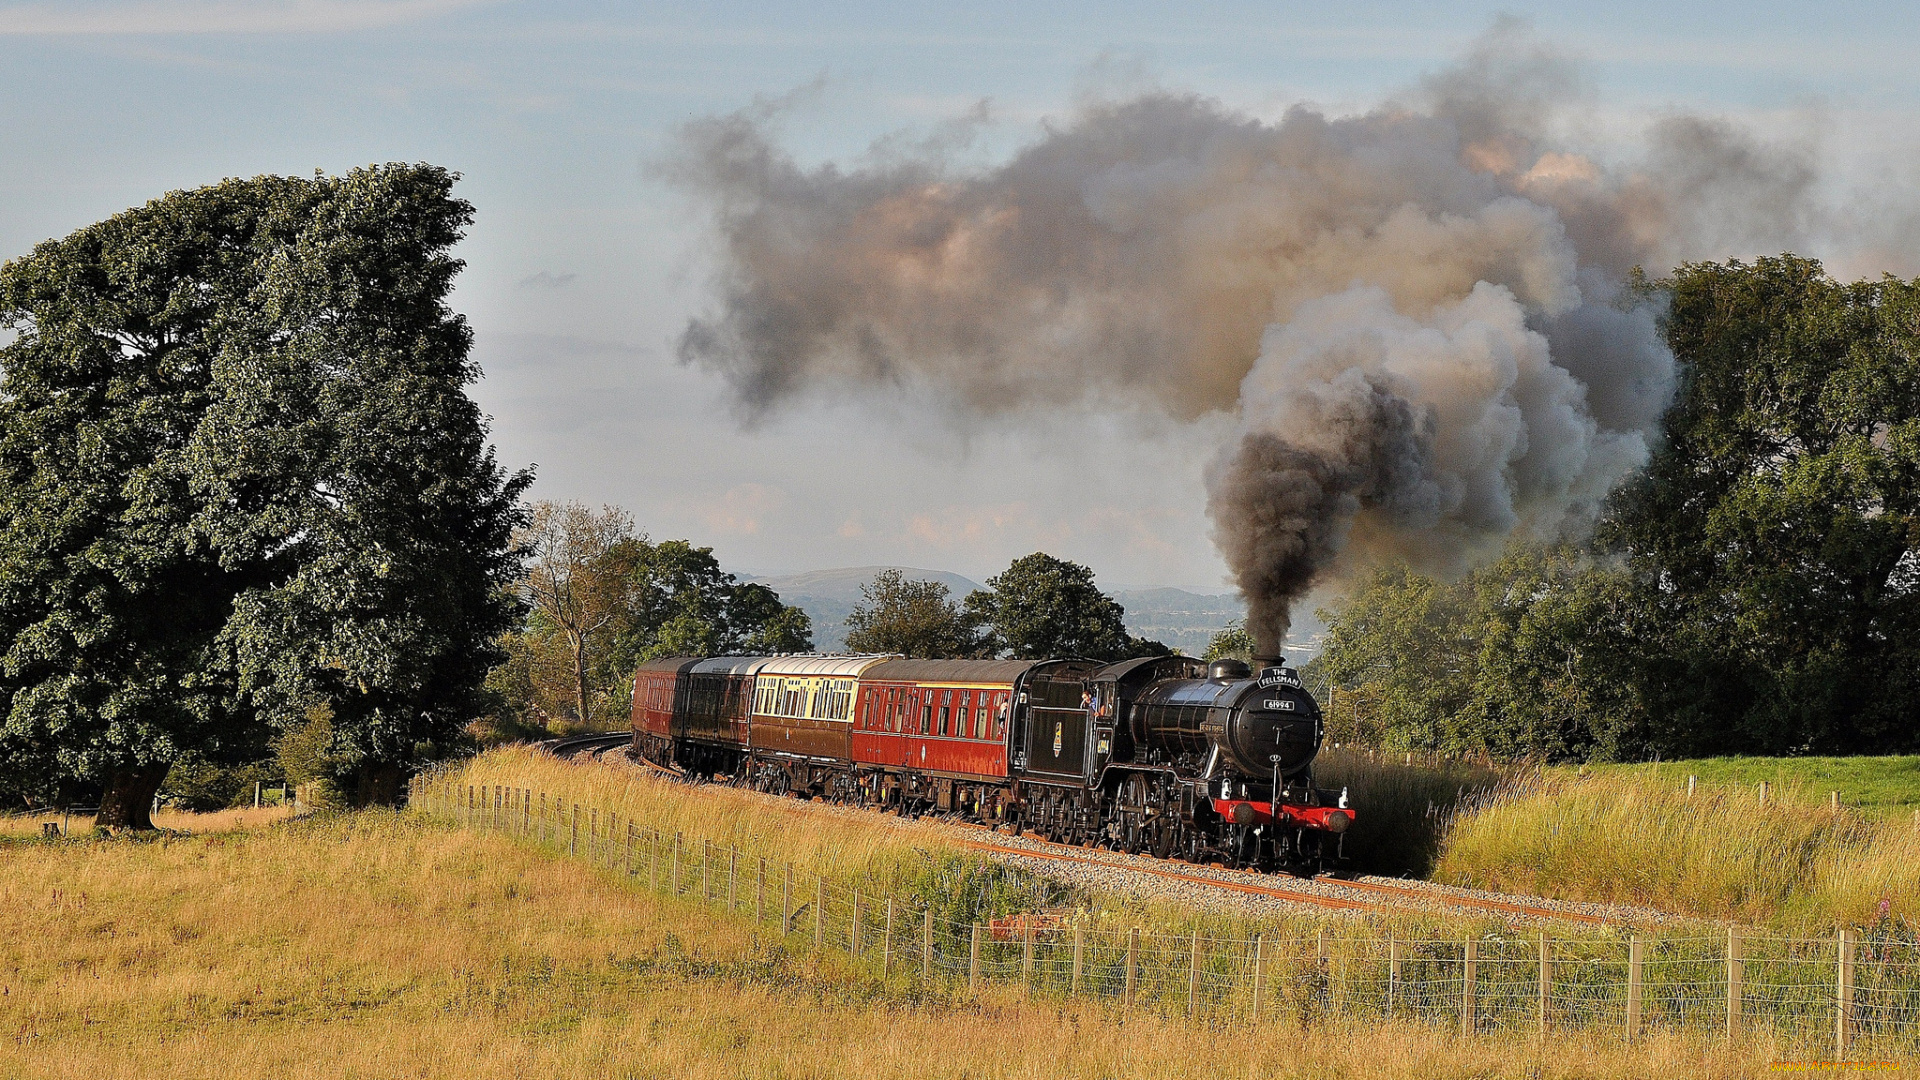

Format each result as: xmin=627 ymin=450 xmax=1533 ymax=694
xmin=749 ymin=567 xmax=983 ymax=652
xmin=1113 ymin=588 xmax=1244 ymax=657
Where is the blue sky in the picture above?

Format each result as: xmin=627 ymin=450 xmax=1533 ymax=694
xmin=3 ymin=0 xmax=1917 ymax=590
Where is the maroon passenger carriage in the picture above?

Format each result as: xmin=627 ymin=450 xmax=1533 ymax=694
xmin=630 ymin=651 xmax=1354 ymax=872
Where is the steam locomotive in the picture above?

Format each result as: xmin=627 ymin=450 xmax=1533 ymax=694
xmin=631 ymin=652 xmax=1353 ymax=871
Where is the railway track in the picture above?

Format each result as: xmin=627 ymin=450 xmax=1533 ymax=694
xmin=542 ymin=732 xmax=635 ymax=760
xmin=595 ymin=748 xmax=1638 ymax=927
xmin=955 ymin=827 xmax=1617 ymax=925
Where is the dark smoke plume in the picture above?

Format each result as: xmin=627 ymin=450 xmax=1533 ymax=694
xmin=668 ymin=24 xmax=1830 ymax=647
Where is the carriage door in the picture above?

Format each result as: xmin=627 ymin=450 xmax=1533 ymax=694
xmin=894 ymin=688 xmax=912 ymax=768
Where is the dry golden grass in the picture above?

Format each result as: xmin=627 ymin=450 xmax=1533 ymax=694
xmin=0 ymin=803 xmax=297 ymax=838
xmin=1436 ymin=772 xmax=1920 ymax=927
xmin=442 ymin=745 xmax=964 ymax=882
xmin=0 ymin=810 xmax=1818 ymax=1079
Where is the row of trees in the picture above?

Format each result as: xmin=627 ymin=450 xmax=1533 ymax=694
xmin=486 ymin=501 xmax=812 ymax=733
xmin=1307 ymin=256 xmax=1920 ymax=761
xmin=842 ymin=556 xmax=1168 ymax=662
xmin=486 ymin=541 xmax=1170 ymax=735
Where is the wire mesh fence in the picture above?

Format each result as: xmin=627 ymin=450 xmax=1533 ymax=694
xmin=413 ymin=774 xmax=1920 ymax=1055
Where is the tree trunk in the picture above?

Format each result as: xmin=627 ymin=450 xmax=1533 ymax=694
xmin=96 ymin=763 xmax=170 ymax=830
xmin=572 ymin=633 xmax=591 ymax=728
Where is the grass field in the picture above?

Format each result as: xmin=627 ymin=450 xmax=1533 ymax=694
xmin=0 ymin=808 xmax=1819 ymax=1079
xmin=1574 ymin=756 xmax=1920 ymax=818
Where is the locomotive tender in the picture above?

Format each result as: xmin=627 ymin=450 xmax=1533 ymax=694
xmin=632 ymin=652 xmax=1353 ymax=871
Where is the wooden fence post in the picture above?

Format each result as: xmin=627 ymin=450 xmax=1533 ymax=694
xmin=757 ymin=857 xmax=766 ymax=924
xmin=970 ymin=924 xmax=982 ymax=993
xmin=1125 ymin=929 xmax=1139 ymax=1009
xmin=625 ymin=824 xmax=634 ymax=876
xmin=569 ymin=805 xmax=578 ymax=856
xmin=851 ymin=891 xmax=863 ymax=956
xmin=1388 ymin=934 xmax=1400 ymax=1018
xmin=1023 ymin=923 xmax=1035 ymax=991
xmin=1838 ymin=928 xmax=1856 ymax=1059
xmin=923 ymin=909 xmax=934 ymax=980
xmin=1627 ymin=937 xmax=1644 ymax=1040
xmin=1727 ymin=926 xmax=1743 ymax=1041
xmin=1538 ymin=932 xmax=1551 ymax=1036
xmin=648 ymin=830 xmax=659 ymax=890
xmin=1251 ymin=935 xmax=1265 ymax=1025
xmin=1072 ymin=928 xmax=1085 ymax=997
xmin=884 ymin=898 xmax=895 ymax=975
xmin=784 ymin=864 xmax=794 ymax=930
xmin=1188 ymin=930 xmax=1201 ymax=1016
xmin=671 ymin=832 xmax=681 ymax=894
xmin=814 ymin=878 xmax=826 ymax=948
xmin=729 ymin=849 xmax=738 ymax=912
xmin=702 ymin=839 xmax=712 ymax=902
xmin=1461 ymin=938 xmax=1477 ymax=1036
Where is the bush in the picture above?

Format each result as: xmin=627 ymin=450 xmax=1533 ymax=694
xmin=160 ymin=755 xmax=278 ymax=812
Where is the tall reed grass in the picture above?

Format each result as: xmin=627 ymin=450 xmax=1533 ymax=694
xmin=1435 ymin=771 xmax=1920 ymax=927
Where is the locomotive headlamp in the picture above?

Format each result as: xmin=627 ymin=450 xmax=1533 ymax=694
xmin=1323 ymin=810 xmax=1353 ymax=834
xmin=1230 ymin=802 xmax=1257 ymax=825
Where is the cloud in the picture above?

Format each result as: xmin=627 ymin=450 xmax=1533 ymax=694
xmin=0 ymin=0 xmax=493 ymax=35
xmin=901 ymin=503 xmax=1031 ymax=548
xmin=698 ymin=483 xmax=785 ymax=536
xmin=517 ymin=271 xmax=579 ymax=289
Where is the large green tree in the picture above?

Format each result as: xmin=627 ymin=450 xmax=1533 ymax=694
xmin=0 ymin=165 xmax=528 ymax=823
xmin=608 ymin=539 xmax=812 ymax=665
xmin=1604 ymin=256 xmax=1920 ymax=754
xmin=844 ymin=569 xmax=983 ymax=658
xmin=963 ymin=553 xmax=1166 ymax=661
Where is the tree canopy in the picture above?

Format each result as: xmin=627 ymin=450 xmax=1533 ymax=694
xmin=0 ymin=165 xmax=529 ymax=822
xmin=843 ymin=569 xmax=983 ymax=658
xmin=963 ymin=553 xmax=1167 ymax=661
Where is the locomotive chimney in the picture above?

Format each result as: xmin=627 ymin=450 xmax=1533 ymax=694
xmin=1252 ymin=627 xmax=1282 ymax=670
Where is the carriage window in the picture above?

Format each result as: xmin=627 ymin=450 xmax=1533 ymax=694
xmin=973 ymin=692 xmax=988 ymax=739
xmin=996 ymin=693 xmax=1010 ymax=737
xmin=938 ymin=690 xmax=951 ymax=736
xmin=957 ymin=693 xmax=971 ymax=740
xmin=920 ymin=697 xmax=932 ymax=735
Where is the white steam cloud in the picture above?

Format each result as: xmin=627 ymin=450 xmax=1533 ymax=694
xmin=668 ymin=25 xmax=1827 ymax=652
